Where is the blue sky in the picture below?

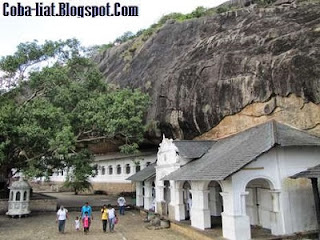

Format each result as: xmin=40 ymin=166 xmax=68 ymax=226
xmin=0 ymin=0 xmax=226 ymax=57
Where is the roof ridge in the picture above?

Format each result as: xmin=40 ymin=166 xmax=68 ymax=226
xmin=271 ymin=120 xmax=278 ymax=145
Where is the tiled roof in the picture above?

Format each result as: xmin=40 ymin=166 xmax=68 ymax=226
xmin=291 ymin=164 xmax=320 ymax=179
xmin=163 ymin=121 xmax=320 ymax=181
xmin=95 ymin=151 xmax=155 ymax=162
xmin=173 ymin=140 xmax=215 ymax=159
xmin=126 ymin=163 xmax=156 ymax=181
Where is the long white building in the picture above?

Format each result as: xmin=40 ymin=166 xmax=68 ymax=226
xmin=50 ymin=151 xmax=156 ymax=194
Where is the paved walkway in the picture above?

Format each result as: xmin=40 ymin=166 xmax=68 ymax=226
xmin=0 ymin=210 xmax=191 ymax=240
xmin=25 ymin=192 xmax=314 ymax=240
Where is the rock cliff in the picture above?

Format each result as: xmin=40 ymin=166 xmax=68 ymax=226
xmin=95 ymin=3 xmax=320 ymax=141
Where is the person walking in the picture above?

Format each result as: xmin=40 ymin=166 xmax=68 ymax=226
xmin=83 ymin=212 xmax=90 ymax=234
xmin=101 ymin=204 xmax=108 ymax=233
xmin=108 ymin=204 xmax=116 ymax=232
xmin=81 ymin=202 xmax=93 ymax=231
xmin=75 ymin=216 xmax=80 ymax=231
xmin=56 ymin=205 xmax=68 ymax=234
xmin=117 ymin=195 xmax=126 ymax=215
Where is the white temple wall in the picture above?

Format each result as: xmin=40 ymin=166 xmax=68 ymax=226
xmin=50 ymin=154 xmax=156 ymax=183
xmin=276 ymin=147 xmax=320 ymax=234
xmin=230 ymin=146 xmax=320 ymax=236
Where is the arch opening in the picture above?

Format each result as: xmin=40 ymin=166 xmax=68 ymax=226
xmin=182 ymin=181 xmax=191 ymax=220
xmin=208 ymin=181 xmax=223 ymax=228
xmin=23 ymin=191 xmax=27 ymax=201
xmin=245 ymin=178 xmax=274 ymax=236
xmin=16 ymin=191 xmax=21 ymax=201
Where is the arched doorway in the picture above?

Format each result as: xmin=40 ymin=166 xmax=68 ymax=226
xmin=182 ymin=181 xmax=191 ymax=220
xmin=152 ymin=182 xmax=156 ymax=211
xmin=142 ymin=181 xmax=145 ymax=207
xmin=245 ymin=178 xmax=274 ymax=235
xmin=208 ymin=181 xmax=223 ymax=228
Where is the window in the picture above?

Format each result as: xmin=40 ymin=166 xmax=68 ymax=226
xmin=108 ymin=166 xmax=113 ymax=175
xmin=23 ymin=191 xmax=27 ymax=201
xmin=16 ymin=191 xmax=21 ymax=201
xmin=101 ymin=166 xmax=105 ymax=175
xmin=117 ymin=164 xmax=122 ymax=174
xmin=136 ymin=164 xmax=141 ymax=172
xmin=126 ymin=164 xmax=130 ymax=174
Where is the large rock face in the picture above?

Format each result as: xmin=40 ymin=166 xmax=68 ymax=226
xmin=95 ymin=3 xmax=320 ymax=141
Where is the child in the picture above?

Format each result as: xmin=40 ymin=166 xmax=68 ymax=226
xmin=83 ymin=211 xmax=90 ymax=234
xmin=75 ymin=216 xmax=80 ymax=231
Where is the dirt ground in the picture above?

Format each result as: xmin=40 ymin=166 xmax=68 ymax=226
xmin=0 ymin=210 xmax=191 ymax=240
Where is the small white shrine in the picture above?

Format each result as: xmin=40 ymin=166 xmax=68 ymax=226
xmin=6 ymin=177 xmax=31 ymax=217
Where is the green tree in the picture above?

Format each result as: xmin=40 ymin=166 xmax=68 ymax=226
xmin=0 ymin=40 xmax=149 ymax=195
xmin=0 ymin=39 xmax=82 ymax=89
xmin=115 ymin=31 xmax=135 ymax=44
xmin=63 ymin=150 xmax=97 ymax=195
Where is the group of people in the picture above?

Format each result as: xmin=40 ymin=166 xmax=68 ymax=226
xmin=56 ymin=196 xmax=126 ymax=234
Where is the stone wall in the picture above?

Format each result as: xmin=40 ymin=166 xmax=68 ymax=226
xmin=29 ymin=182 xmax=65 ymax=192
xmin=30 ymin=181 xmax=135 ymax=195
xmin=29 ymin=198 xmax=57 ymax=212
xmin=0 ymin=194 xmax=57 ymax=214
xmin=91 ymin=182 xmax=135 ymax=194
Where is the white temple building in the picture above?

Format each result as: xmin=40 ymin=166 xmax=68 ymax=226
xmin=128 ymin=121 xmax=320 ymax=240
xmin=49 ymin=151 xmax=156 ymax=194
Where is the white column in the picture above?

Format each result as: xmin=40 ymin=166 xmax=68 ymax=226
xmin=173 ymin=183 xmax=185 ymax=221
xmin=168 ymin=180 xmax=185 ymax=220
xmin=144 ymin=181 xmax=153 ymax=210
xmin=136 ymin=182 xmax=143 ymax=207
xmin=270 ymin=190 xmax=280 ymax=213
xmin=168 ymin=181 xmax=175 ymax=219
xmin=122 ymin=164 xmax=125 ymax=176
xmin=131 ymin=165 xmax=135 ymax=174
xmin=156 ymin=180 xmax=165 ymax=202
xmin=270 ymin=190 xmax=285 ymax=235
xmin=220 ymin=180 xmax=251 ymax=240
xmin=190 ymin=189 xmax=211 ymax=230
xmin=155 ymin=180 xmax=165 ymax=214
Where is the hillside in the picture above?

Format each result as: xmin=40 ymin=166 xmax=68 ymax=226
xmin=95 ymin=2 xmax=320 ymax=141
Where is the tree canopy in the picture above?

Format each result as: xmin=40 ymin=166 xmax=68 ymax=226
xmin=0 ymin=39 xmax=149 ymax=182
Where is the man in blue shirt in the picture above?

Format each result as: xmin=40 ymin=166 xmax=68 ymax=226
xmin=81 ymin=202 xmax=93 ymax=230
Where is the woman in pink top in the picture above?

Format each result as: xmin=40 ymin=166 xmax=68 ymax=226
xmin=83 ymin=212 xmax=90 ymax=234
